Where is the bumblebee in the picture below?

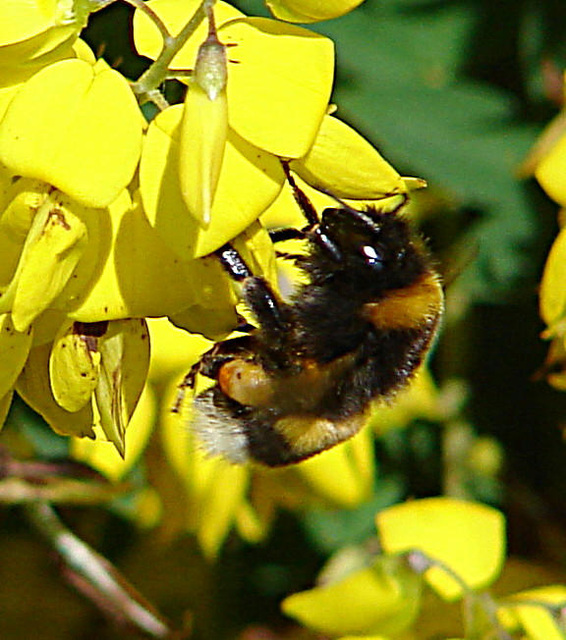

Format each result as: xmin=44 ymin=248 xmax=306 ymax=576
xmin=181 ymin=165 xmax=444 ymax=467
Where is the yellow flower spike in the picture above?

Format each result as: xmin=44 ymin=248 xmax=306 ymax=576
xmin=195 ymin=457 xmax=250 ymax=560
xmin=502 ymin=585 xmax=566 ymax=640
xmin=140 ymin=104 xmax=283 ymax=259
xmin=1 ymin=191 xmax=88 ymax=332
xmin=71 ymin=383 xmax=157 ymax=482
xmin=535 ymin=129 xmax=566 ymax=207
xmin=179 ymin=80 xmax=228 ymax=227
xmin=0 ymin=313 xmax=33 ymax=399
xmin=377 ymin=497 xmax=506 ymax=601
xmin=49 ymin=320 xmax=101 ymax=413
xmin=540 ymin=226 xmax=566 ymax=330
xmin=95 ymin=319 xmax=150 ymax=457
xmin=291 ymin=114 xmax=406 ymax=199
xmin=16 ymin=341 xmax=95 ymax=438
xmin=0 ymin=58 xmax=144 ymax=208
xmin=296 ymin=428 xmax=374 ymax=507
xmin=266 ymin=0 xmax=365 ymax=23
xmin=282 ymin=555 xmax=422 ymax=637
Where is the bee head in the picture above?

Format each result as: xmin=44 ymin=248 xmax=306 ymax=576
xmin=316 ymin=205 xmax=428 ymax=289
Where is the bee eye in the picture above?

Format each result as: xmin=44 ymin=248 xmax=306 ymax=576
xmin=360 ymin=244 xmax=384 ymax=269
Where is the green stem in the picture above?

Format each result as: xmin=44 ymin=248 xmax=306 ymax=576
xmin=130 ymin=0 xmax=218 ymax=105
xmin=25 ymin=502 xmax=173 ymax=638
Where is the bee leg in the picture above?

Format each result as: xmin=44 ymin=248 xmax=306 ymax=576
xmin=214 ymin=243 xmax=287 ymax=335
xmin=173 ymin=337 xmax=252 ymax=412
xmin=173 ymin=358 xmax=203 ymax=413
xmin=269 ymin=227 xmax=306 ymax=243
xmin=281 ymin=160 xmax=320 ymax=226
xmin=275 ymin=251 xmax=307 ymax=263
xmin=215 ymin=243 xmax=291 ymax=367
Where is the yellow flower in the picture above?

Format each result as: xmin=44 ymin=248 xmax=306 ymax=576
xmin=266 ymin=0 xmax=366 ymax=23
xmin=282 ymin=555 xmax=422 ymax=637
xmin=283 ymin=498 xmax=507 ymax=637
xmin=0 ymin=58 xmax=144 ymax=208
xmin=139 ymin=104 xmax=282 ymax=259
xmin=291 ymin=114 xmax=407 ymax=199
xmin=0 ymin=0 xmax=84 ymax=64
xmin=133 ymin=0 xmax=335 ymax=158
xmin=377 ymin=497 xmax=505 ymax=601
xmin=500 ymin=585 xmax=566 ymax=640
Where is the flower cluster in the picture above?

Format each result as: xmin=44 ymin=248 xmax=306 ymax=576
xmin=0 ymin=0 xmax=410 ymax=453
xmin=283 ymin=497 xmax=566 ymax=640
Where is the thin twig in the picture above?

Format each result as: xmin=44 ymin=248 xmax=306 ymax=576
xmin=25 ymin=502 xmax=177 ymax=638
xmin=132 ymin=0 xmax=217 ymax=102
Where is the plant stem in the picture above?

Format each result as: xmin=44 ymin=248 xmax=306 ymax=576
xmin=24 ymin=502 xmax=175 ymax=638
xmin=131 ymin=0 xmax=218 ymax=104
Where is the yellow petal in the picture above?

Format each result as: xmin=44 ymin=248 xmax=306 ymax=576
xmin=291 ymin=115 xmax=406 ymax=199
xmin=503 ymin=585 xmax=566 ymax=640
xmin=0 ymin=0 xmax=80 ymax=62
xmin=0 ymin=390 xmax=13 ymax=429
xmin=195 ymin=458 xmax=249 ymax=559
xmin=3 ymin=192 xmax=88 ymax=331
xmin=179 ymin=83 xmax=228 ymax=226
xmin=535 ymin=130 xmax=566 ymax=207
xmin=266 ymin=0 xmax=365 ymax=23
xmin=71 ymin=383 xmax=156 ymax=482
xmin=139 ymin=104 xmax=283 ymax=258
xmin=135 ymin=8 xmax=334 ymax=157
xmin=370 ymin=368 xmax=441 ymax=435
xmin=297 ymin=428 xmax=374 ymax=507
xmin=220 ymin=17 xmax=334 ymax=157
xmin=0 ymin=313 xmax=33 ymax=398
xmin=282 ymin=556 xmax=422 ymax=636
xmin=95 ymin=319 xmax=150 ymax=457
xmin=49 ymin=320 xmax=101 ymax=412
xmin=147 ymin=318 xmax=211 ymax=385
xmin=234 ymin=499 xmax=270 ymax=543
xmin=540 ymin=226 xmax=566 ymax=329
xmin=16 ymin=341 xmax=95 ymax=438
xmin=377 ymin=497 xmax=505 ymax=601
xmin=0 ymin=58 xmax=143 ymax=207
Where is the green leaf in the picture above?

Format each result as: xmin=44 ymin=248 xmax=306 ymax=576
xmin=316 ymin=0 xmax=542 ymax=301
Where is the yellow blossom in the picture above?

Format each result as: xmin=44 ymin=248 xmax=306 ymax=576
xmin=133 ymin=0 xmax=335 ymax=158
xmin=140 ymin=104 xmax=282 ymax=260
xmin=282 ymin=555 xmax=422 ymax=637
xmin=0 ymin=58 xmax=144 ymax=208
xmin=266 ymin=0 xmax=366 ymax=23
xmin=291 ymin=114 xmax=407 ymax=199
xmin=377 ymin=497 xmax=505 ymax=601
